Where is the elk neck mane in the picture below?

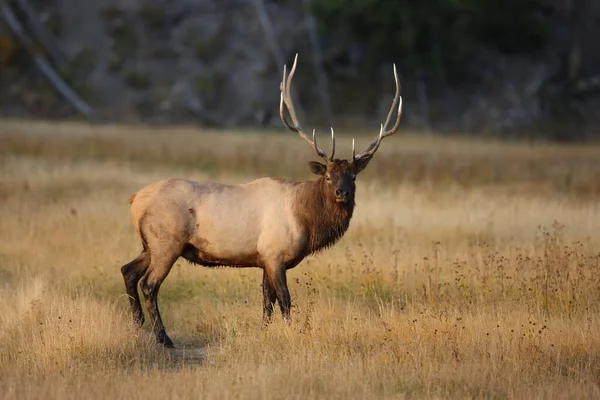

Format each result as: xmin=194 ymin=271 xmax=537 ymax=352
xmin=289 ymin=177 xmax=355 ymax=255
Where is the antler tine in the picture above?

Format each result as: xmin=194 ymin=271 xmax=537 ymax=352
xmin=381 ymin=64 xmax=402 ymax=135
xmin=279 ymin=62 xmax=304 ymax=135
xmin=312 ymin=129 xmax=319 ymax=155
xmin=279 ymin=54 xmax=329 ymax=160
xmin=279 ymin=64 xmax=293 ymax=131
xmin=354 ymin=64 xmax=403 ymax=160
xmin=353 ymin=124 xmax=385 ymax=161
xmin=330 ymin=127 xmax=335 ymax=160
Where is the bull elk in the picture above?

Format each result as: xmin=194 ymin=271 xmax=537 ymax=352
xmin=121 ymin=54 xmax=403 ymax=347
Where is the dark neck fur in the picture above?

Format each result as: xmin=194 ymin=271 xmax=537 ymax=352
xmin=292 ymin=178 xmax=355 ymax=255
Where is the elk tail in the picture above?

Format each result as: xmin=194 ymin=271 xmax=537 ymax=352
xmin=128 ymin=193 xmax=137 ymax=204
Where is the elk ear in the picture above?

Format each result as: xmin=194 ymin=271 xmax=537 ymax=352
xmin=353 ymin=156 xmax=373 ymax=174
xmin=308 ymin=161 xmax=326 ymax=176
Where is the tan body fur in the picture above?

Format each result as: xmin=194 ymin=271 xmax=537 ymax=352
xmin=130 ymin=177 xmax=349 ymax=270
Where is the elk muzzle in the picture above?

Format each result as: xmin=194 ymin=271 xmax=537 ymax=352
xmin=335 ymin=188 xmax=351 ymax=203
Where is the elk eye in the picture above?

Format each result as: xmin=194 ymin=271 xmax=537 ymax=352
xmin=351 ymin=175 xmax=356 ymax=181
xmin=325 ymin=175 xmax=332 ymax=182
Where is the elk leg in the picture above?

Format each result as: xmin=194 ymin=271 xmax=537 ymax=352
xmin=140 ymin=253 xmax=178 ymax=348
xmin=262 ymin=269 xmax=277 ymax=326
xmin=265 ymin=263 xmax=291 ymax=323
xmin=121 ymin=250 xmax=150 ymax=327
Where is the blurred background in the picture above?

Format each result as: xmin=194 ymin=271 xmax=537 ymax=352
xmin=1 ymin=0 xmax=599 ymax=142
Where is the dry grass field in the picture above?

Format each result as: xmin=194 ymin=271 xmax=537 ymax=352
xmin=1 ymin=119 xmax=600 ymax=399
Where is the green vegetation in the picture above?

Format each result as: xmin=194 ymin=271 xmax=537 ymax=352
xmin=125 ymin=70 xmax=151 ymax=90
xmin=310 ymin=0 xmax=549 ymax=81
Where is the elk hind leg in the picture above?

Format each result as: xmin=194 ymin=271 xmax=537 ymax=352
xmin=262 ymin=269 xmax=277 ymax=326
xmin=121 ymin=250 xmax=150 ymax=327
xmin=140 ymin=251 xmax=179 ymax=348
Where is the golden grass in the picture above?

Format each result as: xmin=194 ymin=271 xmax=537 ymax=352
xmin=1 ymin=119 xmax=600 ymax=399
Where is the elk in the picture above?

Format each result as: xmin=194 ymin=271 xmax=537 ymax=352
xmin=121 ymin=54 xmax=403 ymax=348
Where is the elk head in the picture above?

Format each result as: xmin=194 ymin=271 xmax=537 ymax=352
xmin=279 ymin=54 xmax=403 ymax=204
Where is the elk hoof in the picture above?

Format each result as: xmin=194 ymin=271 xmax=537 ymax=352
xmin=158 ymin=333 xmax=175 ymax=348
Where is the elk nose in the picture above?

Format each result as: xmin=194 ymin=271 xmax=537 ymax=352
xmin=336 ymin=189 xmax=349 ymax=198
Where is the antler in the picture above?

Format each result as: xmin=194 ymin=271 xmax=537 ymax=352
xmin=353 ymin=64 xmax=403 ymax=161
xmin=280 ymin=54 xmax=335 ymax=161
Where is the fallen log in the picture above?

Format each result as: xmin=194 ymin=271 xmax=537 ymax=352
xmin=12 ymin=0 xmax=67 ymax=68
xmin=1 ymin=3 xmax=100 ymax=121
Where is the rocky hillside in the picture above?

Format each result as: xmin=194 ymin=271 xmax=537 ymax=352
xmin=1 ymin=0 xmax=599 ymax=140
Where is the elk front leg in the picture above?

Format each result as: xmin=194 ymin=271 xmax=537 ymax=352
xmin=265 ymin=262 xmax=291 ymax=323
xmin=262 ymin=269 xmax=277 ymax=326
